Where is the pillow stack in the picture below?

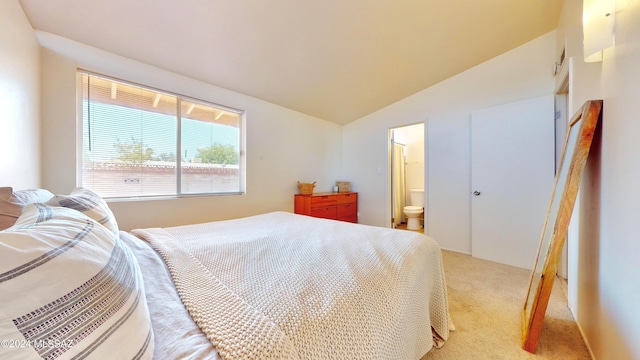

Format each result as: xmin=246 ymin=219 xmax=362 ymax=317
xmin=46 ymin=187 xmax=120 ymax=237
xmin=0 ymin=188 xmax=154 ymax=359
xmin=0 ymin=187 xmax=54 ymax=230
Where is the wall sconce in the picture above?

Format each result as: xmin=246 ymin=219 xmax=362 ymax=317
xmin=583 ymin=0 xmax=615 ymax=62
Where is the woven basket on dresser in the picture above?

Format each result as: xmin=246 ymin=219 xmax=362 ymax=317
xmin=297 ymin=181 xmax=316 ymax=195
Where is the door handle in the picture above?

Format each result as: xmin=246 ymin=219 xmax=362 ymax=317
xmin=473 ymin=190 xmax=481 ymax=196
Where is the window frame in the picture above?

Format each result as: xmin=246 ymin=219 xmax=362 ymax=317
xmin=76 ymin=70 xmax=246 ymax=200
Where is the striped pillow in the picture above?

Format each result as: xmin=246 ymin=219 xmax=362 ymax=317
xmin=47 ymin=187 xmax=119 ymax=237
xmin=0 ymin=204 xmax=153 ymax=360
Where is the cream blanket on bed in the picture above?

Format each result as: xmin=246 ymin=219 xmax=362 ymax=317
xmin=133 ymin=212 xmax=450 ymax=360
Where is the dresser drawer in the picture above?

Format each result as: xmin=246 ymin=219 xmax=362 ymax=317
xmin=337 ymin=203 xmax=357 ymax=218
xmin=310 ymin=206 xmax=337 ymax=219
xmin=294 ymin=192 xmax=357 ymax=223
xmin=338 ymin=214 xmax=358 ymax=223
xmin=337 ymin=193 xmax=357 ymax=204
xmin=311 ymin=194 xmax=336 ymax=208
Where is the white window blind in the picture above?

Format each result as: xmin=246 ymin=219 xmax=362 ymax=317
xmin=78 ymin=72 xmax=244 ymax=198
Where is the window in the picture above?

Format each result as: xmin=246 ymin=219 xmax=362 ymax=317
xmin=78 ymin=71 xmax=245 ymax=198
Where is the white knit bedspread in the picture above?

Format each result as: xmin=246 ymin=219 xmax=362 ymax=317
xmin=133 ymin=212 xmax=450 ymax=359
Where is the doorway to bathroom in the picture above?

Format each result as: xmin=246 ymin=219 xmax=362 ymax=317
xmin=388 ymin=123 xmax=425 ymax=231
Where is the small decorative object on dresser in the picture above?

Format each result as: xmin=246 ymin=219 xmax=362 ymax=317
xmin=336 ymin=181 xmax=350 ymax=192
xmin=294 ymin=192 xmax=358 ymax=223
xmin=297 ymin=181 xmax=316 ymax=195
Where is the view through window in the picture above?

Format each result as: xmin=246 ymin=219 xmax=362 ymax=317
xmin=79 ymin=72 xmax=244 ymax=198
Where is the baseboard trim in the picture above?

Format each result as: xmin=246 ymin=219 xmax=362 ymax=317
xmin=570 ymin=302 xmax=596 ymax=360
xmin=439 ymin=247 xmax=471 ymax=255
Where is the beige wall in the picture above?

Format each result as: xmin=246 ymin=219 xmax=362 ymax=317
xmin=0 ymin=0 xmax=41 ymax=188
xmin=38 ymin=32 xmax=343 ymax=231
xmin=344 ymin=3 xmax=640 ymax=356
xmin=343 ymin=31 xmax=557 ymax=227
xmin=557 ymin=1 xmax=640 ymax=359
xmin=8 ymin=1 xmax=640 ymax=356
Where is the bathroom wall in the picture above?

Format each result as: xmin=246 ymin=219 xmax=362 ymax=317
xmin=393 ymin=123 xmax=425 ymax=207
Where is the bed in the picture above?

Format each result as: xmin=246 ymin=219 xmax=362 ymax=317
xmin=0 ymin=187 xmax=451 ymax=359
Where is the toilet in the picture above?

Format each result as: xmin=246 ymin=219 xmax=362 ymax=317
xmin=403 ymin=189 xmax=424 ymax=231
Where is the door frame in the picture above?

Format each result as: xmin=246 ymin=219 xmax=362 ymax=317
xmin=555 ymin=57 xmax=573 ymax=279
xmin=387 ymin=121 xmax=427 ymax=229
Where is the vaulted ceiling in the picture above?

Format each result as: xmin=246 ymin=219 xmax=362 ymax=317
xmin=19 ymin=0 xmax=563 ymax=125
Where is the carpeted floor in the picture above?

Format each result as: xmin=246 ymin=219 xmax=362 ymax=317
xmin=422 ymin=250 xmax=592 ymax=360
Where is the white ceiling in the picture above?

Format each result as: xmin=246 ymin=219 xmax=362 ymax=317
xmin=19 ymin=0 xmax=563 ymax=125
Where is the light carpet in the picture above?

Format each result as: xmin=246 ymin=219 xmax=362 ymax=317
xmin=423 ymin=250 xmax=592 ymax=360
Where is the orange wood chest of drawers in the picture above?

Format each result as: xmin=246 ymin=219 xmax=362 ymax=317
xmin=294 ymin=192 xmax=358 ymax=223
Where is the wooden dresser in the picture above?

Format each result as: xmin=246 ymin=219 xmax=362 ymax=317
xmin=294 ymin=192 xmax=358 ymax=223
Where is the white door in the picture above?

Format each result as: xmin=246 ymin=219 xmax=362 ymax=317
xmin=427 ymin=112 xmax=471 ymax=253
xmin=471 ymin=95 xmax=555 ymax=269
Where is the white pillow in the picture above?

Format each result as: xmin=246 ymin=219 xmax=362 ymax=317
xmin=47 ymin=187 xmax=119 ymax=237
xmin=0 ymin=204 xmax=153 ymax=360
xmin=0 ymin=187 xmax=54 ymax=231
